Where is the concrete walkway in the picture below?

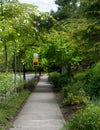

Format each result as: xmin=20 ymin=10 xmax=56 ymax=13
xmin=10 ymin=74 xmax=65 ymax=130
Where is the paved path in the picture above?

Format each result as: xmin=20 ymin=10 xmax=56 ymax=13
xmin=10 ymin=74 xmax=65 ymax=130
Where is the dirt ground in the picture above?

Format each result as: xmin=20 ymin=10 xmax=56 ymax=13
xmin=55 ymin=92 xmax=81 ymax=121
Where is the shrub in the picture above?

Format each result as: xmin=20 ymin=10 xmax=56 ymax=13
xmin=58 ymin=72 xmax=71 ymax=89
xmin=62 ymin=89 xmax=89 ymax=106
xmin=48 ymin=71 xmax=60 ymax=87
xmin=62 ymin=104 xmax=100 ymax=130
xmin=62 ymin=79 xmax=85 ymax=100
xmin=82 ymin=63 xmax=100 ymax=98
xmin=74 ymin=62 xmax=100 ymax=98
xmin=74 ymin=71 xmax=86 ymax=82
xmin=0 ymin=73 xmax=24 ymax=95
xmin=88 ymin=63 xmax=100 ymax=97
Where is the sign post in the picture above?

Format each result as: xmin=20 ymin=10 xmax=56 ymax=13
xmin=33 ymin=53 xmax=38 ymax=77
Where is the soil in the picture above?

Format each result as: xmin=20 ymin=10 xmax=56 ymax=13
xmin=55 ymin=92 xmax=81 ymax=121
xmin=61 ymin=105 xmax=81 ymax=121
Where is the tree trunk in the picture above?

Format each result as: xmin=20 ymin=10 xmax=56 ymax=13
xmin=14 ymin=51 xmax=17 ymax=84
xmin=5 ymin=44 xmax=8 ymax=73
xmin=23 ymin=64 xmax=26 ymax=89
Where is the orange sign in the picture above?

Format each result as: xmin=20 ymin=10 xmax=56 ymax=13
xmin=33 ymin=58 xmax=38 ymax=63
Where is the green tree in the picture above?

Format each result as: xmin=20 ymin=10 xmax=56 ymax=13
xmin=77 ymin=0 xmax=100 ymax=64
xmin=51 ymin=0 xmax=79 ymax=20
xmin=0 ymin=1 xmax=39 ymax=76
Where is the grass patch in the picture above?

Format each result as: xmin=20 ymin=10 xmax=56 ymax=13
xmin=0 ymin=90 xmax=30 ymax=130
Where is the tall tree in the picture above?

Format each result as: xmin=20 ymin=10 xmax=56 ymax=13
xmin=77 ymin=0 xmax=100 ymax=63
xmin=51 ymin=0 xmax=79 ymax=20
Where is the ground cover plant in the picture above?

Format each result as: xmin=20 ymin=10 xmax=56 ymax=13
xmin=62 ymin=104 xmax=100 ymax=130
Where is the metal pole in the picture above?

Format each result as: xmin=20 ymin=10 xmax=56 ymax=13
xmin=35 ymin=66 xmax=37 ymax=77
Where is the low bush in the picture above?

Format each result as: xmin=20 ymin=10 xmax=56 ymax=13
xmin=74 ymin=71 xmax=86 ymax=82
xmin=88 ymin=63 xmax=100 ymax=97
xmin=0 ymin=73 xmax=24 ymax=96
xmin=58 ymin=72 xmax=71 ymax=89
xmin=62 ymin=89 xmax=89 ymax=106
xmin=62 ymin=104 xmax=100 ymax=130
xmin=74 ymin=62 xmax=100 ymax=98
xmin=48 ymin=71 xmax=60 ymax=87
xmin=62 ymin=80 xmax=84 ymax=98
xmin=25 ymin=77 xmax=39 ymax=91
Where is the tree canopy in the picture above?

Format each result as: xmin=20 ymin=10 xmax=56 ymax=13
xmin=0 ymin=0 xmax=99 ymax=75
